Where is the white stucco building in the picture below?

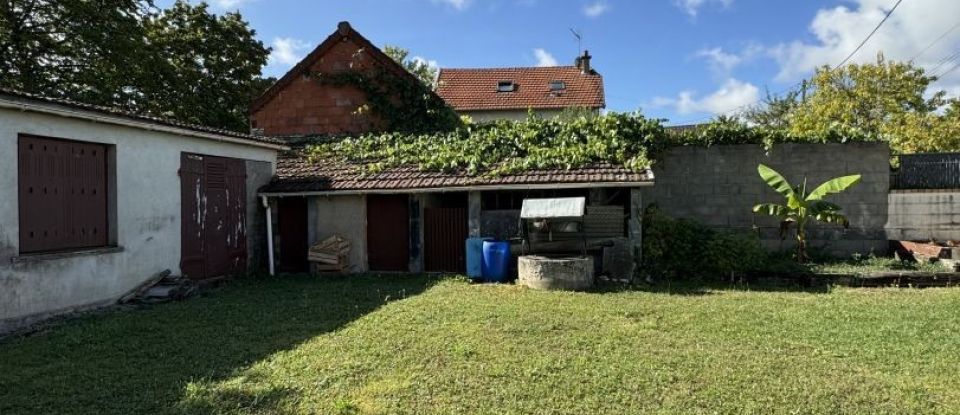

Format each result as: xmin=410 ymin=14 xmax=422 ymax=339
xmin=0 ymin=89 xmax=286 ymax=332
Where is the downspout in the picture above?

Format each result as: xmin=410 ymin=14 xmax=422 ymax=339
xmin=262 ymin=195 xmax=275 ymax=276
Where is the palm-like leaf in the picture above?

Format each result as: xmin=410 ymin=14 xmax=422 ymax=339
xmin=805 ymin=175 xmax=861 ymax=201
xmin=808 ymin=200 xmax=842 ymax=214
xmin=753 ymin=203 xmax=793 ymax=218
xmin=758 ymin=164 xmax=796 ymax=199
xmin=814 ymin=211 xmax=850 ymax=227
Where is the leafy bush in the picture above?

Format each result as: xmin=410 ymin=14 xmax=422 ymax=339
xmin=641 ymin=206 xmax=769 ymax=281
xmin=307 ymin=113 xmax=879 ymax=177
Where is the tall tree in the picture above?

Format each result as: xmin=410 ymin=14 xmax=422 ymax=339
xmin=384 ymin=45 xmax=437 ymax=88
xmin=0 ymin=0 xmax=271 ymax=132
xmin=743 ymin=87 xmax=802 ymax=130
xmin=788 ymin=56 xmax=957 ymax=152
xmin=142 ymin=0 xmax=270 ymax=131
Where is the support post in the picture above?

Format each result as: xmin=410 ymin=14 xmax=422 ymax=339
xmin=262 ymin=195 xmax=275 ymax=276
xmin=468 ymin=191 xmax=482 ymax=237
xmin=628 ymin=188 xmax=643 ymax=266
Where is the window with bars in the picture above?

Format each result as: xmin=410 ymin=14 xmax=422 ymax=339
xmin=17 ymin=134 xmax=113 ymax=254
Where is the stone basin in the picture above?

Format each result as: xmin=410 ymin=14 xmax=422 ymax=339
xmin=517 ymin=255 xmax=594 ymax=291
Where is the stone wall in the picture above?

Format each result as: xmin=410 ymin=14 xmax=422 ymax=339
xmin=642 ymin=143 xmax=890 ymax=257
xmin=887 ymin=191 xmax=960 ymax=241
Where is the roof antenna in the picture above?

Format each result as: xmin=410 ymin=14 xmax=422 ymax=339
xmin=570 ymin=28 xmax=582 ymax=56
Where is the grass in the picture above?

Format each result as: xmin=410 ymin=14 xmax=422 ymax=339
xmin=2 ymin=275 xmax=960 ymax=414
xmin=810 ymin=255 xmax=948 ymax=275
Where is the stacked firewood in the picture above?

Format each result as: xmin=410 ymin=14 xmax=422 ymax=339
xmin=309 ymin=235 xmax=351 ymax=273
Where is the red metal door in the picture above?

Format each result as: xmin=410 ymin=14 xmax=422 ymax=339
xmin=367 ymin=194 xmax=409 ymax=272
xmin=180 ymin=153 xmax=247 ymax=280
xmin=424 ymin=208 xmax=467 ymax=273
xmin=277 ymin=197 xmax=309 ymax=273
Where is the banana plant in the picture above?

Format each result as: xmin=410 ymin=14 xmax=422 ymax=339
xmin=753 ymin=164 xmax=861 ymax=262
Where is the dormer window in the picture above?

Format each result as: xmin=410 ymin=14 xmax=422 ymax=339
xmin=549 ymin=80 xmax=566 ymax=91
xmin=497 ymin=81 xmax=516 ymax=92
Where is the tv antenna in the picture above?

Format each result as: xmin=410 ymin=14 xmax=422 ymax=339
xmin=570 ymin=28 xmax=582 ymax=55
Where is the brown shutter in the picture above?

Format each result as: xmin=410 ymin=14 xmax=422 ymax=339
xmin=18 ymin=135 xmax=108 ymax=254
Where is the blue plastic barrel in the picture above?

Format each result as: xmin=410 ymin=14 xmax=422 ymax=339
xmin=465 ymin=237 xmax=490 ymax=280
xmin=481 ymin=241 xmax=511 ymax=282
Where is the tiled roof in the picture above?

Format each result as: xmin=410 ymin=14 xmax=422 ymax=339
xmin=259 ymin=152 xmax=652 ymax=194
xmin=435 ymin=66 xmax=605 ymax=112
xmin=0 ymin=87 xmax=286 ymax=147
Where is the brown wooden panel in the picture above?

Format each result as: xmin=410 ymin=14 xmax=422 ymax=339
xmin=180 ymin=153 xmax=205 ymax=279
xmin=18 ymin=135 xmax=108 ymax=254
xmin=367 ymin=195 xmax=409 ymax=272
xmin=424 ymin=207 xmax=467 ymax=273
xmin=181 ymin=153 xmax=248 ymax=280
xmin=278 ymin=197 xmax=309 ymax=273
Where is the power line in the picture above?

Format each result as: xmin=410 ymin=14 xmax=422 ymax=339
xmin=911 ymin=20 xmax=960 ymax=62
xmin=668 ymin=0 xmax=906 ymax=126
xmin=935 ymin=59 xmax=960 ymax=79
xmin=834 ymin=0 xmax=904 ymax=68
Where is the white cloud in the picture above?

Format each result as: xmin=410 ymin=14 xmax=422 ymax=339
xmin=653 ymin=78 xmax=760 ymax=115
xmin=695 ymin=47 xmax=743 ymax=74
xmin=269 ymin=37 xmax=310 ymax=67
xmin=768 ymin=0 xmax=960 ymax=96
xmin=583 ymin=1 xmax=610 ymax=18
xmin=432 ymin=0 xmax=470 ymax=10
xmin=412 ymin=56 xmax=440 ymax=71
xmin=674 ymin=0 xmax=733 ymax=17
xmin=534 ymin=48 xmax=559 ymax=67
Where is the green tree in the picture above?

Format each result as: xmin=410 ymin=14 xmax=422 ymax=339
xmin=753 ymin=164 xmax=861 ymax=263
xmin=788 ymin=56 xmax=959 ymax=152
xmin=384 ymin=45 xmax=437 ymax=88
xmin=744 ymin=87 xmax=802 ymax=130
xmin=0 ymin=0 xmax=271 ymax=132
xmin=142 ymin=0 xmax=271 ymax=131
xmin=0 ymin=0 xmax=153 ymax=108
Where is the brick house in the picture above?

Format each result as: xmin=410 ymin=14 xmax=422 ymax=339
xmin=252 ymin=22 xmax=648 ymax=279
xmin=435 ymin=51 xmax=606 ymax=122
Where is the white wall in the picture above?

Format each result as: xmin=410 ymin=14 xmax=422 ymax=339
xmin=308 ymin=195 xmax=369 ymax=273
xmin=0 ymin=109 xmax=278 ymax=328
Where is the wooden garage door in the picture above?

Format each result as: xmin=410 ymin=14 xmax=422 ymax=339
xmin=424 ymin=207 xmax=467 ymax=273
xmin=366 ymin=195 xmax=409 ymax=272
xmin=181 ymin=153 xmax=247 ymax=280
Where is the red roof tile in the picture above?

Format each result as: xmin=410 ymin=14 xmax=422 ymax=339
xmin=435 ymin=66 xmax=605 ymax=112
xmin=259 ymin=152 xmax=651 ymax=194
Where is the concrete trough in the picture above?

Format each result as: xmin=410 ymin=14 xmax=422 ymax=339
xmin=518 ymin=255 xmax=594 ymax=291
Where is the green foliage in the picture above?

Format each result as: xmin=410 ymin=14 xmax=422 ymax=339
xmin=753 ymin=164 xmax=861 ymax=262
xmin=308 ymin=111 xmax=666 ymax=175
xmin=641 ymin=207 xmax=768 ymax=281
xmin=383 ymin=45 xmax=437 ymax=88
xmin=0 ymin=0 xmax=271 ymax=132
xmin=744 ymin=56 xmax=960 ymax=153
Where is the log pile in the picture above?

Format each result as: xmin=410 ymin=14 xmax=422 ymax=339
xmin=309 ymin=235 xmax=351 ymax=273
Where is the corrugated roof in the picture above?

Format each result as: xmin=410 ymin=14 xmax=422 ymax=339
xmin=435 ymin=66 xmax=605 ymax=112
xmin=259 ymin=152 xmax=652 ymax=194
xmin=0 ymin=87 xmax=286 ymax=147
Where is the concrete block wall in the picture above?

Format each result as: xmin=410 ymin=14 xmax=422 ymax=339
xmin=642 ymin=143 xmax=890 ymax=257
xmin=887 ymin=191 xmax=960 ymax=241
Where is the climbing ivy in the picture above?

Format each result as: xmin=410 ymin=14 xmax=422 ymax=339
xmin=306 ymin=113 xmax=881 ymax=177
xmin=311 ymin=69 xmax=461 ymax=134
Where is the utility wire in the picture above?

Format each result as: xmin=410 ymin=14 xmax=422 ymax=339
xmin=910 ymin=20 xmax=960 ymax=62
xmin=834 ymin=0 xmax=904 ymax=68
xmin=669 ymin=0 xmax=906 ymax=126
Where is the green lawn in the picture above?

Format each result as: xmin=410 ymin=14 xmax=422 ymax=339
xmin=2 ymin=275 xmax=960 ymax=414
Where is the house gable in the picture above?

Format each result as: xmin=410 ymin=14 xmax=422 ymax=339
xmin=249 ymin=22 xmax=425 ymax=137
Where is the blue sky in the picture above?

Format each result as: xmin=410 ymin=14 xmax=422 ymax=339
xmin=175 ymin=0 xmax=960 ymax=125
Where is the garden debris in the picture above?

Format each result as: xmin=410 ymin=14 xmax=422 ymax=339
xmin=894 ymin=240 xmax=960 ymax=271
xmin=119 ymin=270 xmax=198 ymax=304
xmin=309 ymin=234 xmax=351 ymax=273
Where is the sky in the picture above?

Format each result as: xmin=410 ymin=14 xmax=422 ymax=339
xmin=172 ymin=0 xmax=960 ymax=125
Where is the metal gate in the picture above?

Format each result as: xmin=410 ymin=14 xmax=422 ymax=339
xmin=367 ymin=194 xmax=409 ymax=272
xmin=180 ymin=153 xmax=247 ymax=280
xmin=424 ymin=207 xmax=467 ymax=273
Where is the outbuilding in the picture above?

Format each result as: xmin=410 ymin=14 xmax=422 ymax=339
xmin=0 ymin=89 xmax=287 ymax=332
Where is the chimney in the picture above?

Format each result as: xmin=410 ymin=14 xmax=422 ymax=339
xmin=576 ymin=50 xmax=592 ymax=74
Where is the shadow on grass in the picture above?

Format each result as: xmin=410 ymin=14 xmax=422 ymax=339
xmin=0 ymin=274 xmax=443 ymax=415
xmin=592 ymin=275 xmax=833 ymax=296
